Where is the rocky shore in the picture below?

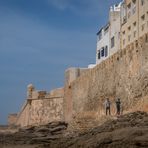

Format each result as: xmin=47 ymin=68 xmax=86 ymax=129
xmin=0 ymin=111 xmax=148 ymax=148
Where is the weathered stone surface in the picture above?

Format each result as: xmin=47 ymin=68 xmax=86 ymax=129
xmin=64 ymin=35 xmax=148 ymax=122
xmin=1 ymin=111 xmax=148 ymax=148
xmin=16 ymin=88 xmax=64 ymax=127
xmin=0 ymin=121 xmax=68 ymax=147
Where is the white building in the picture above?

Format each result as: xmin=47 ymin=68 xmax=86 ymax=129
xmin=96 ymin=0 xmax=148 ymax=65
xmin=96 ymin=23 xmax=110 ymax=64
xmin=96 ymin=2 xmax=122 ymax=64
xmin=109 ymin=3 xmax=122 ymax=56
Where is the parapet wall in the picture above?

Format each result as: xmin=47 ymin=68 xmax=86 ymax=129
xmin=65 ymin=67 xmax=90 ymax=85
xmin=64 ymin=34 xmax=148 ymax=122
xmin=16 ymin=88 xmax=64 ymax=127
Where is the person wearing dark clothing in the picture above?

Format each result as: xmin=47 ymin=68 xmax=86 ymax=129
xmin=104 ymin=98 xmax=111 ymax=115
xmin=116 ymin=98 xmax=121 ymax=115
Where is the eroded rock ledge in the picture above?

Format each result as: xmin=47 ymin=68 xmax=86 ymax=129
xmin=0 ymin=111 xmax=148 ymax=148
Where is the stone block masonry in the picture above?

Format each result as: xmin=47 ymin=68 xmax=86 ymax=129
xmin=64 ymin=33 xmax=148 ymax=122
xmin=15 ymin=88 xmax=64 ymax=127
xmin=8 ymin=34 xmax=148 ymax=127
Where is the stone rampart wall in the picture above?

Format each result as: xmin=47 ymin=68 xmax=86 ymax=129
xmin=10 ymin=34 xmax=148 ymax=126
xmin=16 ymin=88 xmax=64 ymax=127
xmin=64 ymin=34 xmax=148 ymax=122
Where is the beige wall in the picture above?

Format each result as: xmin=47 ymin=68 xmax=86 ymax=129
xmin=16 ymin=101 xmax=30 ymax=127
xmin=64 ymin=34 xmax=148 ymax=122
xmin=139 ymin=0 xmax=148 ymax=37
xmin=65 ymin=67 xmax=90 ymax=85
xmin=28 ymin=97 xmax=63 ymax=126
xmin=110 ymin=10 xmax=121 ymax=55
xmin=121 ymin=0 xmax=139 ymax=49
xmin=10 ymin=34 xmax=148 ymax=125
xmin=16 ymin=88 xmax=64 ymax=127
xmin=121 ymin=0 xmax=148 ymax=49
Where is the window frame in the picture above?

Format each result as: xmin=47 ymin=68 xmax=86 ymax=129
xmin=101 ymin=47 xmax=105 ymax=57
xmin=111 ymin=36 xmax=115 ymax=48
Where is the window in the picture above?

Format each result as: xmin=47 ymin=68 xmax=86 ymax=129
xmin=104 ymin=26 xmax=109 ymax=35
xmin=128 ymin=26 xmax=131 ymax=31
xmin=127 ymin=3 xmax=131 ymax=9
xmin=132 ymin=6 xmax=136 ymax=14
xmin=127 ymin=3 xmax=131 ymax=18
xmin=132 ymin=0 xmax=136 ymax=14
xmin=98 ymin=32 xmax=102 ymax=41
xmin=101 ymin=47 xmax=105 ymax=57
xmin=141 ymin=14 xmax=145 ymax=21
xmin=147 ymin=12 xmax=148 ymax=27
xmin=105 ymin=46 xmax=108 ymax=57
xmin=97 ymin=29 xmax=102 ymax=41
xmin=111 ymin=37 xmax=115 ymax=48
xmin=141 ymin=0 xmax=145 ymax=5
xmin=133 ymin=22 xmax=136 ymax=27
xmin=132 ymin=0 xmax=136 ymax=3
xmin=98 ymin=50 xmax=100 ymax=59
xmin=121 ymin=3 xmax=127 ymax=24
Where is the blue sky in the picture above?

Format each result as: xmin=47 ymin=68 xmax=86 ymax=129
xmin=0 ymin=0 xmax=121 ymax=124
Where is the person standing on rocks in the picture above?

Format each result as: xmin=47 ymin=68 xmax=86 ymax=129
xmin=115 ymin=98 xmax=121 ymax=115
xmin=104 ymin=98 xmax=111 ymax=115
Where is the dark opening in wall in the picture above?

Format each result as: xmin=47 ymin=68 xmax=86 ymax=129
xmin=135 ymin=40 xmax=138 ymax=48
xmin=111 ymin=36 xmax=115 ymax=48
xmin=101 ymin=47 xmax=105 ymax=57
xmin=105 ymin=46 xmax=108 ymax=57
xmin=98 ymin=50 xmax=101 ymax=59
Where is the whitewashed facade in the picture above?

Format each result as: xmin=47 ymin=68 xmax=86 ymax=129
xmin=96 ymin=3 xmax=122 ymax=64
xmin=109 ymin=3 xmax=122 ymax=56
xmin=96 ymin=23 xmax=110 ymax=64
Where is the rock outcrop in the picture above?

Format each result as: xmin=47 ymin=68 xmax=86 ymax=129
xmin=1 ymin=111 xmax=148 ymax=148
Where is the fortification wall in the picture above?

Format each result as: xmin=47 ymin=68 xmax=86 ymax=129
xmin=16 ymin=101 xmax=30 ymax=127
xmin=64 ymin=34 xmax=148 ymax=122
xmin=16 ymin=88 xmax=64 ymax=127
xmin=10 ymin=34 xmax=148 ymax=126
xmin=65 ymin=67 xmax=90 ymax=85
